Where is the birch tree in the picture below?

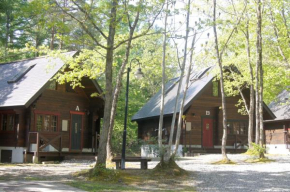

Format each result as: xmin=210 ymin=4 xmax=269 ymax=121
xmin=212 ymin=0 xmax=247 ymax=162
xmin=167 ymin=0 xmax=191 ymax=161
xmin=157 ymin=0 xmax=169 ymax=159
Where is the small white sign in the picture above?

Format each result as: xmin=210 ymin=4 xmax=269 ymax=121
xmin=62 ymin=120 xmax=68 ymax=131
xmin=186 ymin=122 xmax=192 ymax=131
xmin=206 ymin=111 xmax=210 ymax=115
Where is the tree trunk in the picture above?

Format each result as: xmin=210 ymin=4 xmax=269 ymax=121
xmin=50 ymin=26 xmax=55 ymax=50
xmin=158 ymin=0 xmax=168 ymax=157
xmin=269 ymin=5 xmax=289 ymax=68
xmin=106 ymin=10 xmax=140 ymax=161
xmin=256 ymin=0 xmax=265 ymax=158
xmin=255 ymin=60 xmax=260 ymax=144
xmin=245 ymin=18 xmax=254 ymax=149
xmin=213 ymin=0 xmax=229 ymax=162
xmin=174 ymin=30 xmax=196 ymax=156
xmin=166 ymin=0 xmax=190 ymax=160
xmin=5 ymin=10 xmax=11 ymax=59
xmin=255 ymin=0 xmax=261 ymax=145
xmin=281 ymin=6 xmax=290 ymax=48
xmin=96 ymin=0 xmax=117 ymax=168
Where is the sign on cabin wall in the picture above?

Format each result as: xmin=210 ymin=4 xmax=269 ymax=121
xmin=62 ymin=120 xmax=68 ymax=131
xmin=186 ymin=122 xmax=191 ymax=131
xmin=206 ymin=111 xmax=210 ymax=115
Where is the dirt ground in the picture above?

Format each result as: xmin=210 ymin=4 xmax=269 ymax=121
xmin=0 ymin=162 xmax=92 ymax=181
xmin=1 ymin=154 xmax=290 ymax=192
xmin=0 ymin=160 xmax=195 ymax=191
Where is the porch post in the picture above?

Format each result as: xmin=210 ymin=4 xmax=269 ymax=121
xmin=33 ymin=132 xmax=39 ymax=163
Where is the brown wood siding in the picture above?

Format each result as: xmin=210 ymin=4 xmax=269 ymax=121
xmin=265 ymin=121 xmax=290 ymax=145
xmin=265 ymin=129 xmax=285 ymax=145
xmin=0 ymin=108 xmax=26 ymax=147
xmin=184 ymin=82 xmax=248 ymax=147
xmin=0 ymin=78 xmax=103 ymax=151
xmin=29 ymin=84 xmax=96 ymax=150
xmin=137 ymin=81 xmax=252 ymax=147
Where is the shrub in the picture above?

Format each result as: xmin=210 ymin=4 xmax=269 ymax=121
xmin=246 ymin=142 xmax=266 ymax=157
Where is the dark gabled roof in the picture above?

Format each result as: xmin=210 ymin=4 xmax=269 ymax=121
xmin=0 ymin=52 xmax=78 ymax=108
xmin=268 ymin=88 xmax=290 ymax=120
xmin=132 ymin=66 xmax=214 ymax=121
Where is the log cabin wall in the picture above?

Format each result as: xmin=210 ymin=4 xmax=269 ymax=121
xmin=184 ymin=81 xmax=248 ymax=147
xmin=265 ymin=121 xmax=290 ymax=145
xmin=265 ymin=129 xmax=285 ymax=145
xmin=0 ymin=108 xmax=26 ymax=147
xmin=137 ymin=81 xmax=251 ymax=147
xmin=29 ymin=83 xmax=92 ymax=150
xmin=138 ymin=116 xmax=173 ymax=143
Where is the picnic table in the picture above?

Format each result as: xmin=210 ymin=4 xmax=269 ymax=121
xmin=112 ymin=156 xmax=152 ymax=169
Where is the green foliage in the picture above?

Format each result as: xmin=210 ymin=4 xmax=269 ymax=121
xmin=90 ymin=165 xmax=120 ymax=182
xmin=246 ymin=142 xmax=266 ymax=157
xmin=211 ymin=159 xmax=236 ymax=165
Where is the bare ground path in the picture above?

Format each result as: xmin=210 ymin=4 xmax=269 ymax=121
xmin=148 ymin=154 xmax=290 ymax=192
xmin=1 ymin=154 xmax=290 ymax=191
xmin=0 ymin=160 xmax=92 ymax=192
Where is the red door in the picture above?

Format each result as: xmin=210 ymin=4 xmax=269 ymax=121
xmin=202 ymin=118 xmax=213 ymax=148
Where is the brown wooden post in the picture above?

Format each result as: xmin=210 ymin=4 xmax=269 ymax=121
xmin=59 ymin=134 xmax=62 ymax=156
xmin=92 ymin=136 xmax=94 ymax=153
xmin=95 ymin=131 xmax=98 ymax=155
xmin=235 ymin=135 xmax=237 ymax=153
xmin=35 ymin=132 xmax=39 ymax=163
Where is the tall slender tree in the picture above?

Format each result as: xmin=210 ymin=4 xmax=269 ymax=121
xmin=158 ymin=0 xmax=169 ymax=159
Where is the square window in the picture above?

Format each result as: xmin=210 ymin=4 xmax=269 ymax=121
xmin=36 ymin=113 xmax=58 ymax=132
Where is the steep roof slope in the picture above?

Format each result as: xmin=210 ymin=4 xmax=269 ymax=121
xmin=0 ymin=52 xmax=76 ymax=108
xmin=268 ymin=88 xmax=290 ymax=120
xmin=132 ymin=67 xmax=214 ymax=121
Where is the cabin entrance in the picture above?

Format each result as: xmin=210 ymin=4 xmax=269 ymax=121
xmin=71 ymin=114 xmax=83 ymax=150
xmin=202 ymin=118 xmax=213 ymax=148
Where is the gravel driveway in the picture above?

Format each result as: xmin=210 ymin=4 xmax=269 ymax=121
xmin=148 ymin=154 xmax=290 ymax=192
xmin=1 ymin=154 xmax=290 ymax=192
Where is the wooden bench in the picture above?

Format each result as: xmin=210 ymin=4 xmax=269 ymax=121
xmin=112 ymin=157 xmax=151 ymax=169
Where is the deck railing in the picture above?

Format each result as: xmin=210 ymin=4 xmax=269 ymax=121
xmin=27 ymin=132 xmax=63 ymax=161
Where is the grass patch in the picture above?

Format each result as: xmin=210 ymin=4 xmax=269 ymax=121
xmin=67 ymin=180 xmax=141 ymax=191
xmin=70 ymin=160 xmax=196 ymax=192
xmin=152 ymin=158 xmax=188 ymax=177
xmin=0 ymin=163 xmax=17 ymax=167
xmin=212 ymin=159 xmax=236 ymax=165
xmin=244 ymin=158 xmax=275 ymax=163
xmin=23 ymin=176 xmax=44 ymax=181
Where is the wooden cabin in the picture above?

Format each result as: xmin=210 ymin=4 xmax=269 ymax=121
xmin=265 ymin=89 xmax=290 ymax=154
xmin=0 ymin=52 xmax=104 ymax=163
xmin=132 ymin=67 xmax=275 ymax=156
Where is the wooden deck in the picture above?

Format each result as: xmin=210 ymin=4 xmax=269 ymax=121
xmin=26 ymin=132 xmax=98 ymax=162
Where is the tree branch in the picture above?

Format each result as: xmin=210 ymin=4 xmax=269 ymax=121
xmin=71 ymin=0 xmax=108 ymax=40
xmin=53 ymin=0 xmax=107 ymax=49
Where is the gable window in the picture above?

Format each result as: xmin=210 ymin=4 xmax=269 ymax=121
xmin=35 ymin=112 xmax=59 ymax=132
xmin=213 ymin=81 xmax=219 ymax=97
xmin=47 ymin=80 xmax=57 ymax=90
